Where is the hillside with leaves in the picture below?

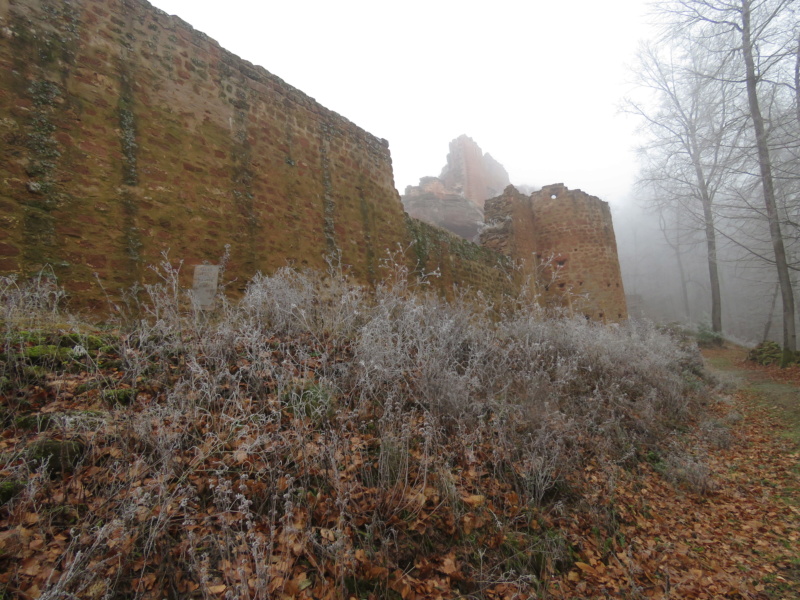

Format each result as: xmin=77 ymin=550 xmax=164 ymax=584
xmin=0 ymin=262 xmax=797 ymax=599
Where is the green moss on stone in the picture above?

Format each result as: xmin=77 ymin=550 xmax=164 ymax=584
xmin=28 ymin=438 xmax=85 ymax=475
xmin=0 ymin=480 xmax=24 ymax=506
xmin=15 ymin=413 xmax=54 ymax=431
xmin=22 ymin=365 xmax=49 ymax=384
xmin=23 ymin=344 xmax=71 ymax=365
xmin=101 ymin=388 xmax=136 ymax=406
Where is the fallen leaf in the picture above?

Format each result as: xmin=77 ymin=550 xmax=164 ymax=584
xmin=462 ymin=494 xmax=485 ymax=507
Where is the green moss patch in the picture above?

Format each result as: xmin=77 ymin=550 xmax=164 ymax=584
xmin=27 ymin=438 xmax=85 ymax=475
xmin=0 ymin=480 xmax=24 ymax=506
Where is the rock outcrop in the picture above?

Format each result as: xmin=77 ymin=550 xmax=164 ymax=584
xmin=401 ymin=177 xmax=485 ymax=241
xmin=438 ymin=135 xmax=510 ymax=209
xmin=402 ymin=135 xmax=510 ymax=240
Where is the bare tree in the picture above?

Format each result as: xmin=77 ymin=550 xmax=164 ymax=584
xmin=650 ymin=0 xmax=798 ymax=364
xmin=658 ymin=207 xmax=693 ymax=320
xmin=626 ymin=41 xmax=744 ymax=333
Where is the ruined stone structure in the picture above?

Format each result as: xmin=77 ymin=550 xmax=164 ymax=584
xmin=0 ymin=0 xmax=514 ymax=305
xmin=0 ymin=0 xmax=626 ymax=322
xmin=401 ymin=177 xmax=485 ymax=241
xmin=402 ymin=135 xmax=509 ymax=241
xmin=438 ymin=135 xmax=509 ymax=209
xmin=482 ymin=184 xmax=628 ymax=321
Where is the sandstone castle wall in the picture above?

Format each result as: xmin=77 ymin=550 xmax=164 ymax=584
xmin=0 ymin=0 xmax=624 ymax=320
xmin=482 ymin=184 xmax=628 ymax=322
xmin=0 ymin=0 xmax=515 ymax=305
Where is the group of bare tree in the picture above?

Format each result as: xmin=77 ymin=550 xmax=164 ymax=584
xmin=627 ymin=0 xmax=799 ymax=364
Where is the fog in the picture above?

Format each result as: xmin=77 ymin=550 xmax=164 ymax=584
xmin=614 ymin=199 xmax=787 ymax=345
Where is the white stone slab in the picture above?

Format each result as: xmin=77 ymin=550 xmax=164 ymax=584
xmin=192 ymin=264 xmax=219 ymax=309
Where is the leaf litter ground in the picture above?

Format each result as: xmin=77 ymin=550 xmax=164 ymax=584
xmin=1 ymin=337 xmax=798 ymax=600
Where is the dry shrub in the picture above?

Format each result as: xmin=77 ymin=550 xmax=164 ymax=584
xmin=0 ymin=258 xmax=712 ymax=599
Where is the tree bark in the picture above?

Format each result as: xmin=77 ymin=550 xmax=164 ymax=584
xmin=763 ymin=282 xmax=779 ymax=342
xmin=795 ymin=33 xmax=799 ymax=126
xmin=691 ymin=146 xmax=723 ymax=333
xmin=658 ymin=210 xmax=692 ymax=320
xmin=741 ymin=0 xmax=797 ymax=364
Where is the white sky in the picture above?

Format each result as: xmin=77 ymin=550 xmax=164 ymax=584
xmin=148 ymin=0 xmax=656 ymax=206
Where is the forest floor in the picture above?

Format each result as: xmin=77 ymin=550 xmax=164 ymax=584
xmin=553 ymin=344 xmax=800 ymax=599
xmin=2 ymin=327 xmax=799 ymax=599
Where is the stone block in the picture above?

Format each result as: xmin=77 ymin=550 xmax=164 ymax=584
xmin=191 ymin=264 xmax=219 ymax=309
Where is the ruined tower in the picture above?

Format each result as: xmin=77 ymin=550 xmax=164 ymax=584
xmin=402 ymin=135 xmax=510 ymax=241
xmin=482 ymin=184 xmax=628 ymax=322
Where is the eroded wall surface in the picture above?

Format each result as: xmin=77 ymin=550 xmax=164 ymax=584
xmin=0 ymin=0 xmax=413 ymax=303
xmin=532 ymin=184 xmax=627 ymax=321
xmin=482 ymin=184 xmax=628 ymax=322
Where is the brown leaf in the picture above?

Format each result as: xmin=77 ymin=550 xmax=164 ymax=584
xmin=438 ymin=554 xmax=458 ymax=576
xmin=462 ymin=494 xmax=485 ymax=507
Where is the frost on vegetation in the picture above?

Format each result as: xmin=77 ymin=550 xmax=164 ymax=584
xmin=657 ymin=446 xmax=717 ymax=495
xmin=0 ymin=257 xmax=715 ymax=598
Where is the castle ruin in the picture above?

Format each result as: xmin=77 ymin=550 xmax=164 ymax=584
xmin=482 ymin=184 xmax=627 ymax=322
xmin=0 ymin=0 xmax=626 ymax=321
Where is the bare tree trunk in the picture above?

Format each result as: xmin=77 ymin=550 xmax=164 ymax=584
xmin=795 ymin=33 xmax=800 ymax=126
xmin=763 ymin=282 xmax=780 ymax=342
xmin=687 ymin=116 xmax=723 ymax=332
xmin=658 ymin=210 xmax=692 ymax=320
xmin=675 ymin=244 xmax=692 ymax=321
xmin=695 ymin=163 xmax=723 ymax=332
xmin=741 ymin=0 xmax=797 ymax=365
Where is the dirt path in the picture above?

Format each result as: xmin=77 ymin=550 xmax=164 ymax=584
xmin=554 ymin=345 xmax=800 ymax=599
xmin=703 ymin=346 xmax=800 ymax=446
xmin=679 ymin=346 xmax=800 ymax=598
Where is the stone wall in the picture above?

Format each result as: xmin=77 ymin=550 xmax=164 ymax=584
xmin=0 ymin=0 xmax=413 ymax=304
xmin=402 ymin=177 xmax=484 ymax=241
xmin=405 ymin=215 xmax=518 ymax=301
xmin=482 ymin=184 xmax=628 ymax=322
xmin=0 ymin=0 xmax=625 ymax=320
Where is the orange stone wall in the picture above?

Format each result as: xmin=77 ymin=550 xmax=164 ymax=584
xmin=531 ymin=184 xmax=627 ymax=321
xmin=482 ymin=184 xmax=628 ymax=322
xmin=0 ymin=0 xmax=411 ymax=303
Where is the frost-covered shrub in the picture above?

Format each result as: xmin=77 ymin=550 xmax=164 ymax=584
xmin=242 ymin=266 xmax=366 ymax=339
xmin=354 ymin=288 xmax=496 ymax=423
xmin=2 ymin=260 xmax=714 ymax=600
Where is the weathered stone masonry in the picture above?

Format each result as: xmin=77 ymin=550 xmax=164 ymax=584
xmin=0 ymin=0 xmax=517 ymax=305
xmin=0 ymin=0 xmax=625 ymax=321
xmin=482 ymin=184 xmax=628 ymax=322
